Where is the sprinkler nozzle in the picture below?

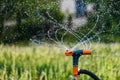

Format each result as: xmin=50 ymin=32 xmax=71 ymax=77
xmin=82 ymin=50 xmax=91 ymax=55
xmin=65 ymin=50 xmax=74 ymax=56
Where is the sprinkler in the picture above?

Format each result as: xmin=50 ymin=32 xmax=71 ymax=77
xmin=65 ymin=49 xmax=91 ymax=78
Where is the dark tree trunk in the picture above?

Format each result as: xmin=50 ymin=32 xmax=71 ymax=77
xmin=0 ymin=14 xmax=5 ymax=41
xmin=16 ymin=10 xmax=22 ymax=32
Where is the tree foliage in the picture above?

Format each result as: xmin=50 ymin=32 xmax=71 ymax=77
xmin=79 ymin=0 xmax=120 ymax=42
xmin=0 ymin=0 xmax=64 ymax=43
xmin=0 ymin=0 xmax=119 ymax=43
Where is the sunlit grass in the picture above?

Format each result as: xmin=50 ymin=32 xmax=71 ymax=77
xmin=0 ymin=43 xmax=120 ymax=80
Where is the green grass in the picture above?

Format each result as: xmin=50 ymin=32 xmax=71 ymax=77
xmin=0 ymin=43 xmax=120 ymax=80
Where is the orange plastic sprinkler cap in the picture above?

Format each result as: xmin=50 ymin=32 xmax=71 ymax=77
xmin=73 ymin=66 xmax=78 ymax=77
xmin=65 ymin=50 xmax=74 ymax=56
xmin=83 ymin=50 xmax=91 ymax=55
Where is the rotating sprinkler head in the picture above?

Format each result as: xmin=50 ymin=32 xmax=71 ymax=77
xmin=65 ymin=49 xmax=91 ymax=56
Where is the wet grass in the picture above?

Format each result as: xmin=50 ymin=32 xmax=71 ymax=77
xmin=0 ymin=43 xmax=120 ymax=80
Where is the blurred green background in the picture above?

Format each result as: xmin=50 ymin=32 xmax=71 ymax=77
xmin=0 ymin=0 xmax=119 ymax=44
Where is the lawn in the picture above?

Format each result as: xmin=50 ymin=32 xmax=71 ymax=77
xmin=0 ymin=43 xmax=120 ymax=80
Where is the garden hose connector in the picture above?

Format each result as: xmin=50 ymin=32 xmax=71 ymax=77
xmin=73 ymin=66 xmax=78 ymax=77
